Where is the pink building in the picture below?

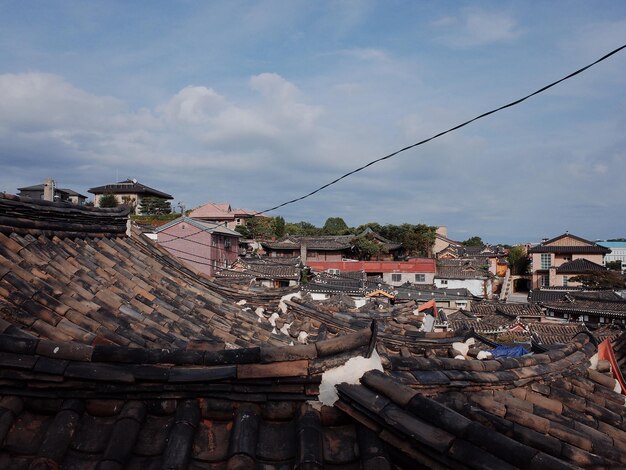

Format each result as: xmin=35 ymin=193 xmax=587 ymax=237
xmin=155 ymin=217 xmax=240 ymax=276
xmin=528 ymin=232 xmax=609 ymax=289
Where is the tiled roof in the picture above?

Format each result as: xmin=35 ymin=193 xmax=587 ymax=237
xmin=17 ymin=184 xmax=88 ymax=199
xmin=0 ymin=194 xmax=319 ymax=348
xmin=263 ymin=235 xmax=354 ymax=251
xmin=88 ymin=179 xmax=173 ymax=199
xmin=217 ymin=257 xmax=301 ymax=280
xmin=556 ymin=258 xmax=606 ymax=273
xmin=308 ymin=259 xmax=436 ymax=274
xmin=2 ymin=193 xmax=626 ymax=469
xmin=0 ymin=324 xmax=383 ymax=468
xmin=465 ymin=302 xmax=543 ymax=318
xmin=337 ymin=332 xmax=626 ymax=468
xmin=188 ymin=202 xmax=260 ymax=219
xmin=544 ymin=298 xmax=626 ymax=319
xmin=154 ymin=216 xmax=241 ymax=237
xmin=528 ymin=233 xmax=610 ymax=255
xmin=526 ymin=287 xmax=621 ymax=304
xmin=436 ymin=259 xmax=490 ymax=279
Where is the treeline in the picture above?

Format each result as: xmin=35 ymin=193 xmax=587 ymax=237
xmin=237 ymin=216 xmax=437 ymax=257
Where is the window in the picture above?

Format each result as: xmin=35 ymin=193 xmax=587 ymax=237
xmin=391 ymin=274 xmax=402 ymax=282
xmin=562 ymin=275 xmax=568 ymax=287
xmin=440 ymin=279 xmax=448 ymax=285
xmin=415 ymin=274 xmax=425 ymax=283
xmin=540 ymin=253 xmax=551 ymax=270
xmin=225 ymin=238 xmax=232 ymax=250
xmin=540 ymin=274 xmax=549 ymax=287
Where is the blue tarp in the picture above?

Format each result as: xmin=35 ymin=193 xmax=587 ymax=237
xmin=489 ymin=345 xmax=529 ymax=358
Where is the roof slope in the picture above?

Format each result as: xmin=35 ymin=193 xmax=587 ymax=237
xmin=0 ymin=194 xmax=316 ymax=349
xmin=88 ymin=179 xmax=173 ymax=199
xmin=338 ymin=332 xmax=626 ymax=469
xmin=556 ymin=258 xmax=606 ymax=273
xmin=529 ymin=233 xmax=610 ymax=255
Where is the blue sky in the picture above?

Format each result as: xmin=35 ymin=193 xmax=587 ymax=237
xmin=1 ymin=1 xmax=625 ymax=244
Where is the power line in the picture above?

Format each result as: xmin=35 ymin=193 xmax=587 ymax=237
xmin=257 ymin=43 xmax=626 ymax=215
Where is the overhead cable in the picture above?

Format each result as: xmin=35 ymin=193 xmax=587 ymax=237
xmin=258 ymin=44 xmax=626 ymax=215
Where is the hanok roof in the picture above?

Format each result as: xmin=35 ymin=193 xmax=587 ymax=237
xmin=528 ymin=233 xmax=610 ymax=255
xmin=337 ymin=332 xmax=626 ymax=468
xmin=0 ymin=194 xmax=314 ymax=348
xmin=528 ymin=287 xmax=625 ymax=304
xmin=543 ymin=297 xmax=626 ymax=320
xmin=88 ymin=179 xmax=173 ymax=199
xmin=154 ymin=216 xmax=241 ymax=237
xmin=263 ymin=235 xmax=354 ymax=251
xmin=0 ymin=324 xmax=383 ymax=469
xmin=436 ymin=259 xmax=490 ymax=279
xmin=556 ymin=258 xmax=607 ymax=273
xmin=308 ymin=259 xmax=436 ymax=274
xmin=2 ymin=193 xmax=626 ymax=469
xmin=217 ymin=257 xmax=301 ymax=281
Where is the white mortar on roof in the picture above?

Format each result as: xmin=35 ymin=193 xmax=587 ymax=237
xmin=317 ymin=349 xmax=384 ymax=406
xmin=278 ymin=292 xmax=301 ymax=313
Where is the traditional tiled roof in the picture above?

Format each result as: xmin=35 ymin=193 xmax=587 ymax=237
xmin=556 ymin=258 xmax=606 ymax=273
xmin=217 ymin=257 xmax=301 ymax=281
xmin=2 ymin=194 xmax=626 ymax=468
xmin=527 ymin=322 xmax=588 ymax=345
xmin=0 ymin=193 xmax=130 ymax=237
xmin=337 ymin=332 xmax=626 ymax=468
xmin=263 ymin=235 xmax=354 ymax=251
xmin=88 ymin=179 xmax=173 ymax=199
xmin=0 ymin=324 xmax=384 ymax=468
xmin=0 ymin=194 xmax=318 ymax=348
xmin=436 ymin=259 xmax=490 ymax=280
xmin=528 ymin=233 xmax=610 ymax=254
xmin=543 ymin=298 xmax=626 ymax=319
xmin=526 ymin=287 xmax=618 ymax=304
xmin=468 ymin=302 xmax=543 ymax=318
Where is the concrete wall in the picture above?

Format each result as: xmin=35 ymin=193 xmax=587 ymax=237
xmin=157 ymin=220 xmax=238 ymax=276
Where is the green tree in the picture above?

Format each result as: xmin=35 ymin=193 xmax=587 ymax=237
xmin=98 ymin=194 xmax=118 ymax=208
xmin=570 ymin=270 xmax=625 ymax=289
xmin=606 ymin=260 xmax=623 ymax=271
xmin=322 ymin=217 xmax=349 ymax=235
xmin=273 ymin=216 xmax=286 ymax=238
xmin=380 ymin=223 xmax=436 ymax=257
xmin=235 ymin=225 xmax=252 ymax=239
xmin=140 ymin=197 xmax=172 ymax=215
xmin=507 ymin=246 xmax=530 ymax=275
xmin=462 ymin=236 xmax=484 ymax=246
xmin=355 ymin=222 xmax=383 ymax=235
xmin=245 ymin=216 xmax=277 ymax=239
xmin=351 ymin=235 xmax=386 ymax=260
xmin=285 ymin=221 xmax=320 ymax=236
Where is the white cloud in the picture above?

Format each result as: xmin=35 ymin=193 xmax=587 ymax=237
xmin=433 ymin=9 xmax=520 ymax=47
xmin=0 ymin=72 xmax=125 ymax=131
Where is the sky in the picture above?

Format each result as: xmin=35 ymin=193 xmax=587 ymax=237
xmin=1 ymin=1 xmax=625 ymax=244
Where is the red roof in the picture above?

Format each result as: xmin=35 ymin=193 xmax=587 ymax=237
xmin=189 ymin=202 xmax=260 ymax=219
xmin=307 ymin=259 xmax=436 ymax=274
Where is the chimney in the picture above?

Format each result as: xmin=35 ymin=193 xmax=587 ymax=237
xmin=43 ymin=178 xmax=55 ymax=202
xmin=300 ymin=241 xmax=307 ymax=263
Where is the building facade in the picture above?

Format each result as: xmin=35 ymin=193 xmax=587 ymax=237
xmin=155 ymin=217 xmax=240 ymax=276
xmin=528 ymin=233 xmax=610 ymax=289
